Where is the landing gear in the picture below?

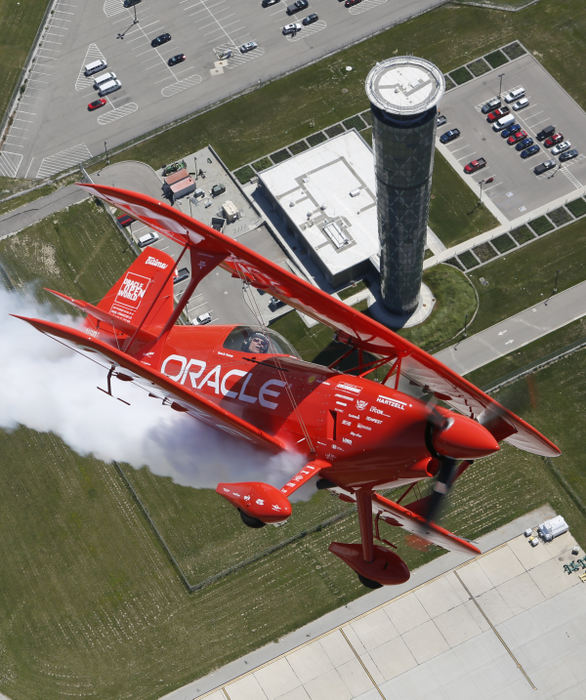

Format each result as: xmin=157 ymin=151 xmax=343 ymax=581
xmin=358 ymin=574 xmax=383 ymax=590
xmin=239 ymin=509 xmax=265 ymax=529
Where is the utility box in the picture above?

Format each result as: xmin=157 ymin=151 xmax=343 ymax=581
xmin=222 ymin=200 xmax=239 ymax=223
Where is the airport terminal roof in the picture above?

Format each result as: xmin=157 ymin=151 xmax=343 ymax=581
xmin=259 ymin=130 xmax=379 ymax=278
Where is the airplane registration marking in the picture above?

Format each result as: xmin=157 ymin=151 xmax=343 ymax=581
xmin=161 ymin=354 xmax=286 ymax=409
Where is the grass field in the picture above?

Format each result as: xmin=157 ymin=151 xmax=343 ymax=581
xmin=0 ymin=0 xmax=50 ymax=134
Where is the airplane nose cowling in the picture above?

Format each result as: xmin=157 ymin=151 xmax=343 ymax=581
xmin=434 ymin=413 xmax=500 ymax=459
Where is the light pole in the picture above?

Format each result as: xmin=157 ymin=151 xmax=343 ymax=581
xmin=498 ymin=73 xmax=505 ymax=101
xmin=133 ymin=4 xmax=139 ymax=24
xmin=104 ymin=140 xmax=110 ymax=165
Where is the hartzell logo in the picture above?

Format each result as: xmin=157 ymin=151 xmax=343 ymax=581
xmin=377 ymin=395 xmax=407 ymax=410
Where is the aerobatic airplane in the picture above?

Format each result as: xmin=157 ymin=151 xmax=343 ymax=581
xmin=15 ymin=184 xmax=560 ymax=588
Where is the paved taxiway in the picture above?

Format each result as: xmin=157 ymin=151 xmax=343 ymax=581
xmin=163 ymin=507 xmax=586 ymax=699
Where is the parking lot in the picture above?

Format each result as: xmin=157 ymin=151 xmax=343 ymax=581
xmin=436 ymin=53 xmax=586 ymax=222
xmin=0 ymin=0 xmax=444 ymax=180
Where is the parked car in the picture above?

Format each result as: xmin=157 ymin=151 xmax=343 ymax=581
xmin=88 ymin=98 xmax=107 ymax=111
xmin=173 ymin=267 xmax=190 ymax=284
xmin=282 ymin=22 xmax=302 ymax=34
xmin=481 ymin=97 xmax=501 ymax=114
xmin=520 ymin=144 xmax=540 ymax=159
xmin=559 ymin=148 xmax=578 ymax=162
xmin=345 ymin=0 xmax=363 ymax=5
xmin=151 ymin=33 xmax=171 ymax=47
xmin=123 ymin=0 xmax=141 ymax=7
xmin=544 ymin=133 xmax=564 ymax=148
xmin=464 ymin=158 xmax=487 ymax=174
xmin=536 ymin=125 xmax=555 ymax=141
xmin=239 ymin=41 xmax=258 ymax=53
xmin=504 ymin=86 xmax=525 ymax=103
xmin=515 ymin=137 xmax=534 ymax=152
xmin=551 ymin=140 xmax=571 ymax=156
xmin=512 ymin=97 xmax=529 ymax=111
xmin=168 ymin=53 xmax=186 ymax=66
xmin=508 ymin=130 xmax=527 ymax=145
xmin=117 ymin=214 xmax=135 ymax=227
xmin=137 ymin=232 xmax=160 ymax=247
xmin=286 ymin=0 xmax=308 ymax=14
xmin=436 ymin=114 xmax=447 ymax=127
xmin=486 ymin=106 xmax=509 ymax=123
xmin=302 ymin=12 xmax=318 ymax=24
xmin=533 ymin=160 xmax=556 ymax=175
xmin=262 ymin=0 xmax=280 ymax=5
xmin=194 ymin=312 xmax=212 ymax=325
xmin=211 ymin=183 xmax=226 ymax=197
xmin=500 ymin=123 xmax=520 ymax=139
xmin=439 ymin=128 xmax=460 ymax=144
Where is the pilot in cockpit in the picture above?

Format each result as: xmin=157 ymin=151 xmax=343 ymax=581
xmin=242 ymin=331 xmax=269 ymax=354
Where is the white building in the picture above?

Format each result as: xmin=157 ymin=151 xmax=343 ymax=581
xmin=259 ymin=130 xmax=380 ymax=288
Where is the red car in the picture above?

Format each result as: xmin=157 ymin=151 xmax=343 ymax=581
xmin=507 ymin=130 xmax=527 ymax=145
xmin=88 ymin=98 xmax=106 ymax=111
xmin=345 ymin=0 xmax=362 ymax=5
xmin=464 ymin=157 xmax=487 ymax=174
xmin=486 ymin=106 xmax=510 ymax=123
xmin=544 ymin=133 xmax=564 ymax=148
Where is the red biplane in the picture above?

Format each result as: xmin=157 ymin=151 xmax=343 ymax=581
xmin=15 ymin=184 xmax=560 ymax=588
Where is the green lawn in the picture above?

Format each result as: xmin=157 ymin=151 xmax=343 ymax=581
xmin=467 ymin=219 xmax=586 ymax=334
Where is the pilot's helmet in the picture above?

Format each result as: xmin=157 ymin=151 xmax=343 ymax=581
xmin=247 ymin=332 xmax=269 ymax=353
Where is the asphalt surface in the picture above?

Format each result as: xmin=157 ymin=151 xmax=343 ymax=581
xmin=0 ymin=0 xmax=446 ymax=179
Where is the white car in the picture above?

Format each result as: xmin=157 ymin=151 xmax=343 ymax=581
xmin=551 ymin=140 xmax=571 ymax=156
xmin=239 ymin=41 xmax=258 ymax=53
xmin=282 ymin=23 xmax=302 ymax=35
xmin=504 ymin=87 xmax=525 ymax=103
xmin=194 ymin=312 xmax=212 ymax=325
xmin=512 ymin=97 xmax=529 ymax=111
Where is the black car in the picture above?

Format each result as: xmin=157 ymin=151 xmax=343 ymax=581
xmin=533 ymin=160 xmax=556 ymax=175
xmin=151 ymin=33 xmax=171 ymax=47
xmin=439 ymin=128 xmax=460 ymax=144
xmin=302 ymin=12 xmax=318 ymax=24
xmin=174 ymin=267 xmax=190 ymax=284
xmin=559 ymin=149 xmax=578 ymax=162
xmin=168 ymin=53 xmax=185 ymax=66
xmin=286 ymin=0 xmax=308 ymax=15
xmin=536 ymin=125 xmax=555 ymax=141
xmin=261 ymin=0 xmax=280 ymax=5
xmin=123 ymin=0 xmax=141 ymax=7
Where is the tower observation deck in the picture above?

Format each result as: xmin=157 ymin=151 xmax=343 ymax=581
xmin=365 ymin=57 xmax=445 ymax=317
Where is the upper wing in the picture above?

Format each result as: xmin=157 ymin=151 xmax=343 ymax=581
xmin=80 ymin=183 xmax=560 ymax=458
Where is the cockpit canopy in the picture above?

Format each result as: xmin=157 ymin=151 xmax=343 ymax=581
xmin=223 ymin=325 xmax=300 ymax=358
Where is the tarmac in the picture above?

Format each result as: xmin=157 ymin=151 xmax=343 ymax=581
xmin=162 ymin=506 xmax=586 ymax=700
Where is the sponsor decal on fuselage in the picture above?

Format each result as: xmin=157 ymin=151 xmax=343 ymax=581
xmin=377 ymin=395 xmax=407 ymax=411
xmin=161 ymin=354 xmax=285 ymax=410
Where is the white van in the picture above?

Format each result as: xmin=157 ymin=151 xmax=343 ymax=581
xmin=137 ymin=231 xmax=159 ymax=247
xmin=84 ymin=59 xmax=107 ymax=77
xmin=94 ymin=72 xmax=117 ymax=89
xmin=98 ymin=79 xmax=122 ymax=97
xmin=194 ymin=312 xmax=212 ymax=325
xmin=504 ymin=86 xmax=525 ymax=103
xmin=493 ymin=113 xmax=515 ymax=131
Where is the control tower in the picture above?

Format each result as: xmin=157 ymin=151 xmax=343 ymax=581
xmin=365 ymin=57 xmax=445 ymax=316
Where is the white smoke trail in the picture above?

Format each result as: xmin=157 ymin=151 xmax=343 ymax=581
xmin=0 ymin=288 xmax=306 ymax=492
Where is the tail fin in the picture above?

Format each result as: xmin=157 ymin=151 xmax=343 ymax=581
xmin=46 ymin=247 xmax=177 ymax=352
